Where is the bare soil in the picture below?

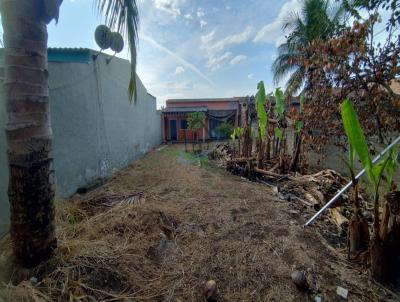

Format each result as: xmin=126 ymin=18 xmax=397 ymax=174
xmin=0 ymin=144 xmax=399 ymax=301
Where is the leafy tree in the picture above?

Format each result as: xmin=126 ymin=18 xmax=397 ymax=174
xmin=187 ymin=112 xmax=206 ymax=151
xmin=216 ymin=121 xmax=234 ymax=138
xmin=303 ymin=14 xmax=400 ymax=146
xmin=0 ymin=0 xmax=139 ymax=268
xmin=272 ymin=0 xmax=349 ymax=94
xmin=187 ymin=112 xmax=205 ymax=132
xmin=354 ymin=0 xmax=400 ymax=28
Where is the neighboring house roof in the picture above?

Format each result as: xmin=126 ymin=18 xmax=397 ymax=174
xmin=166 ymin=98 xmax=235 ymax=103
xmin=162 ymin=106 xmax=208 ymax=113
xmin=44 ymin=47 xmax=157 ymax=99
xmin=47 ymin=48 xmax=93 ymax=63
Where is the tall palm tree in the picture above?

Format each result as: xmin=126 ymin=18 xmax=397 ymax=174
xmin=272 ymin=0 xmax=348 ymax=95
xmin=0 ymin=0 xmax=139 ymax=268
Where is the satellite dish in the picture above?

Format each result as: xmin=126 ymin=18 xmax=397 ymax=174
xmin=95 ymin=25 xmax=112 ymax=49
xmin=110 ymin=32 xmax=124 ymax=53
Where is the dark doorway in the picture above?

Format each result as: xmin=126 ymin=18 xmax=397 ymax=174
xmin=170 ymin=120 xmax=177 ymax=140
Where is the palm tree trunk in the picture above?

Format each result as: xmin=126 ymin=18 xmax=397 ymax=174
xmin=1 ymin=0 xmax=57 ymax=268
xmin=290 ymin=134 xmax=302 ymax=172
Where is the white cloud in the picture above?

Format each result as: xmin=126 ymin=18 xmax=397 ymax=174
xmin=211 ymin=27 xmax=253 ymax=53
xmin=184 ymin=13 xmax=193 ymax=20
xmin=253 ymin=0 xmax=301 ymax=45
xmin=230 ymin=55 xmax=247 ymax=65
xmin=140 ymin=33 xmax=214 ymax=86
xmin=153 ymin=0 xmax=185 ymax=17
xmin=197 ymin=8 xmax=205 ymax=18
xmin=207 ymin=52 xmax=233 ymax=71
xmin=225 ymin=5 xmax=231 ymax=10
xmin=200 ymin=20 xmax=207 ymax=28
xmin=201 ymin=27 xmax=253 ymax=71
xmin=201 ymin=30 xmax=216 ymax=45
xmin=248 ymin=73 xmax=254 ymax=79
xmin=174 ymin=66 xmax=185 ymax=75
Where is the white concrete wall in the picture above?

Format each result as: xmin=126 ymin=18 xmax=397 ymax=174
xmin=0 ymin=51 xmax=161 ymax=236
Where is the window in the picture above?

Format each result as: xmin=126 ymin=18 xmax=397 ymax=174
xmin=180 ymin=119 xmax=188 ymax=129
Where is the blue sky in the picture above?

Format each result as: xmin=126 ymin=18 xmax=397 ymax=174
xmin=47 ymin=0 xmax=303 ymax=107
xmin=45 ymin=0 xmax=388 ymax=108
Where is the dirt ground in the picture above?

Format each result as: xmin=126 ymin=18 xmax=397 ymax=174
xmin=0 ymin=144 xmax=399 ymax=301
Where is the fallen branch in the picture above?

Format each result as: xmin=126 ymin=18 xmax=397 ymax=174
xmin=254 ymin=167 xmax=294 ymax=180
xmin=228 ymin=157 xmax=256 ymax=163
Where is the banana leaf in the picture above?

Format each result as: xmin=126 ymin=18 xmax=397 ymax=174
xmin=340 ymin=99 xmax=375 ymax=185
xmin=275 ymin=87 xmax=285 ymax=119
xmin=256 ymin=81 xmax=268 ymax=140
xmin=274 ymin=127 xmax=283 ymax=140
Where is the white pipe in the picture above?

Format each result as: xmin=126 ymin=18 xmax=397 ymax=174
xmin=304 ymin=135 xmax=400 ymax=227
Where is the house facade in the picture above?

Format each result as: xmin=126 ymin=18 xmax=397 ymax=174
xmin=162 ymin=98 xmax=242 ymax=142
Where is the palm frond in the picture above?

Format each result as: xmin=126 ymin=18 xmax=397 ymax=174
xmin=272 ymin=0 xmax=350 ymax=92
xmin=272 ymin=52 xmax=300 ymax=85
xmin=282 ymin=11 xmax=303 ymax=31
xmin=285 ymin=67 xmax=305 ymax=95
xmin=95 ymin=0 xmax=139 ymax=103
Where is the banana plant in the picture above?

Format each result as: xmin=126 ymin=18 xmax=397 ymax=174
xmin=341 ymin=100 xmax=400 ymax=282
xmin=255 ymin=81 xmax=268 ymax=168
xmin=341 ymin=139 xmax=370 ymax=258
xmin=274 ymin=127 xmax=283 ymax=140
xmin=273 ymin=87 xmax=287 ymax=166
xmin=256 ymin=81 xmax=268 ymax=140
xmin=231 ymin=127 xmax=244 ymax=158
xmin=340 ymin=99 xmax=389 ymax=235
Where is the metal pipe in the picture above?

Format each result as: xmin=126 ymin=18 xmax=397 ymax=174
xmin=304 ymin=135 xmax=400 ymax=227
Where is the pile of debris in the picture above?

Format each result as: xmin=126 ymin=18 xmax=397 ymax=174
xmin=208 ymin=142 xmax=233 ymax=163
xmin=208 ymin=144 xmax=362 ymax=236
xmin=277 ymin=170 xmax=348 ymax=209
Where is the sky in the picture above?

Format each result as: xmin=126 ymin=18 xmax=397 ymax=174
xmin=47 ymin=0 xmax=304 ymax=108
xmin=46 ymin=0 xmax=389 ymax=108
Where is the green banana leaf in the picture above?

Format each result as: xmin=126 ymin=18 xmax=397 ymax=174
xmin=295 ymin=121 xmax=303 ymax=133
xmin=275 ymin=87 xmax=285 ymax=119
xmin=274 ymin=127 xmax=283 ymax=140
xmin=340 ymin=99 xmax=375 ymax=185
xmin=256 ymin=81 xmax=268 ymax=141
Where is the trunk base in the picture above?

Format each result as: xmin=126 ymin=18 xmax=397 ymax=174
xmin=348 ymin=217 xmax=370 ymax=261
xmin=370 ymin=238 xmax=389 ymax=283
xmin=370 ymin=231 xmax=400 ymax=285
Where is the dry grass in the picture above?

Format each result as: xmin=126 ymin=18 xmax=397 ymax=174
xmin=0 ymin=144 xmax=399 ymax=301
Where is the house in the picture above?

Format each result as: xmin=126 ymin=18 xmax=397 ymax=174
xmin=162 ymin=97 xmax=243 ymax=142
